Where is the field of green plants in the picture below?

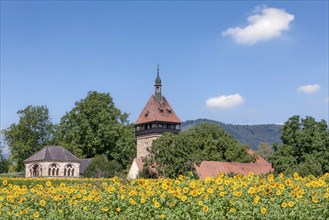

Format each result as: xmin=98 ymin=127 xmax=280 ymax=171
xmin=1 ymin=173 xmax=328 ymax=219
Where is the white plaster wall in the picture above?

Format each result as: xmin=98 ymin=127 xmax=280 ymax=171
xmin=127 ymin=159 xmax=141 ymax=180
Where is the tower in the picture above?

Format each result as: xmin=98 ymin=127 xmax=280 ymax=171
xmin=135 ymin=66 xmax=181 ymax=158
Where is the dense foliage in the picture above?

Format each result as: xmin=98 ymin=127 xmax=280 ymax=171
xmin=256 ymin=142 xmax=273 ymax=161
xmin=0 ymin=155 xmax=9 ymax=173
xmin=143 ymin=123 xmax=256 ymax=178
xmin=270 ymin=116 xmax=329 ymax=176
xmin=110 ymin=124 xmax=136 ymax=170
xmin=55 ymin=91 xmax=136 ymax=170
xmin=182 ymin=119 xmax=281 ymax=150
xmin=1 ymin=173 xmax=328 ymax=219
xmin=83 ymin=155 xmax=122 ymax=178
xmin=2 ymin=106 xmax=55 ymax=172
xmin=56 ymin=91 xmax=130 ymax=158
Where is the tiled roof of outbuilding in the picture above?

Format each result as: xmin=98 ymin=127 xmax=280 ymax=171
xmin=135 ymin=95 xmax=181 ymax=125
xmin=23 ymin=146 xmax=80 ymax=163
xmin=195 ymin=149 xmax=273 ymax=179
xmin=79 ymin=158 xmax=93 ymax=174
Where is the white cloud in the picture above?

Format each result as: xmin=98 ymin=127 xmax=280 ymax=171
xmin=297 ymin=84 xmax=321 ymax=94
xmin=206 ymin=93 xmax=244 ymax=110
xmin=222 ymin=7 xmax=294 ymax=45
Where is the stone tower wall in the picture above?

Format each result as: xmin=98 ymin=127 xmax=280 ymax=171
xmin=136 ymin=134 xmax=162 ymax=158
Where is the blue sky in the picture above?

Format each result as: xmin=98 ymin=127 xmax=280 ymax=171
xmin=1 ymin=1 xmax=328 ymax=137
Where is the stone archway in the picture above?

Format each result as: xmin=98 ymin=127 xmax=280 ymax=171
xmin=29 ymin=164 xmax=42 ymax=177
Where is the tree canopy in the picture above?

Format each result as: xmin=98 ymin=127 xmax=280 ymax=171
xmin=143 ymin=123 xmax=255 ymax=178
xmin=56 ymin=91 xmax=135 ymax=170
xmin=0 ymin=145 xmax=9 ymax=173
xmin=270 ymin=116 xmax=329 ymax=176
xmin=256 ymin=142 xmax=273 ymax=161
xmin=82 ymin=155 xmax=122 ymax=178
xmin=3 ymin=106 xmax=55 ymax=171
xmin=110 ymin=124 xmax=136 ymax=170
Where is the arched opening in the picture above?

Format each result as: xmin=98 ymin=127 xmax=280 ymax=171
xmin=48 ymin=163 xmax=60 ymax=177
xmin=29 ymin=164 xmax=42 ymax=177
xmin=64 ymin=164 xmax=75 ymax=177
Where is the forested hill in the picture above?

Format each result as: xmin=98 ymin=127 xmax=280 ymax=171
xmin=181 ymin=119 xmax=282 ymax=150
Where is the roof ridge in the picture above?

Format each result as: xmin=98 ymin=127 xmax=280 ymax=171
xmin=44 ymin=146 xmax=51 ymax=160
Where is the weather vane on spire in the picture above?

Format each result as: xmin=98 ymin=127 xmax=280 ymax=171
xmin=157 ymin=64 xmax=160 ymax=74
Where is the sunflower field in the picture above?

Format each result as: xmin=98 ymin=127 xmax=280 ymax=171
xmin=0 ymin=173 xmax=328 ymax=219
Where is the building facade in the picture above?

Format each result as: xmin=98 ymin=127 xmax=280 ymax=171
xmin=128 ymin=67 xmax=182 ymax=179
xmin=23 ymin=146 xmax=92 ymax=178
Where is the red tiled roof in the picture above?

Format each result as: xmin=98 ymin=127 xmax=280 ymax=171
xmin=135 ymin=95 xmax=181 ymax=125
xmin=195 ymin=160 xmax=273 ymax=180
xmin=131 ymin=149 xmax=273 ymax=180
xmin=135 ymin=158 xmax=144 ymax=171
xmin=195 ymin=149 xmax=273 ymax=179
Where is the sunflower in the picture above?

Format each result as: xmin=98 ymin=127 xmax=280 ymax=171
xmin=203 ymin=205 xmax=209 ymax=213
xmin=154 ymin=202 xmax=161 ymax=208
xmin=40 ymin=200 xmax=46 ymax=207
xmin=281 ymin=202 xmax=287 ymax=208
xmin=261 ymin=207 xmax=267 ymax=215
xmin=33 ymin=211 xmax=39 ymax=218
xmin=288 ymin=201 xmax=294 ymax=207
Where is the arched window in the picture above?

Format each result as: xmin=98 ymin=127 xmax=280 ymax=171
xmin=29 ymin=164 xmax=42 ymax=177
xmin=64 ymin=164 xmax=75 ymax=177
xmin=48 ymin=163 xmax=60 ymax=176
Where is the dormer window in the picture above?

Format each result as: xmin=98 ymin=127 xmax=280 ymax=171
xmin=158 ymin=107 xmax=163 ymax=113
xmin=145 ymin=110 xmax=149 ymax=117
xmin=166 ymin=108 xmax=172 ymax=114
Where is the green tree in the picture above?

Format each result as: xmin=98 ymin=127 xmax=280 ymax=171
xmin=56 ymin=91 xmax=129 ymax=159
xmin=82 ymin=154 xmax=122 ymax=178
xmin=144 ymin=132 xmax=199 ymax=178
xmin=270 ymin=116 xmax=329 ymax=176
xmin=143 ymin=123 xmax=255 ymax=178
xmin=3 ymin=106 xmax=55 ymax=171
xmin=111 ymin=124 xmax=136 ymax=170
xmin=187 ymin=123 xmax=255 ymax=163
xmin=0 ymin=143 xmax=9 ymax=173
xmin=0 ymin=155 xmax=9 ymax=173
xmin=256 ymin=142 xmax=273 ymax=161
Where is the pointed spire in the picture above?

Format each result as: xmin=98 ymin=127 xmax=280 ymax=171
xmin=155 ymin=64 xmax=161 ymax=85
xmin=155 ymin=64 xmax=162 ymax=101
